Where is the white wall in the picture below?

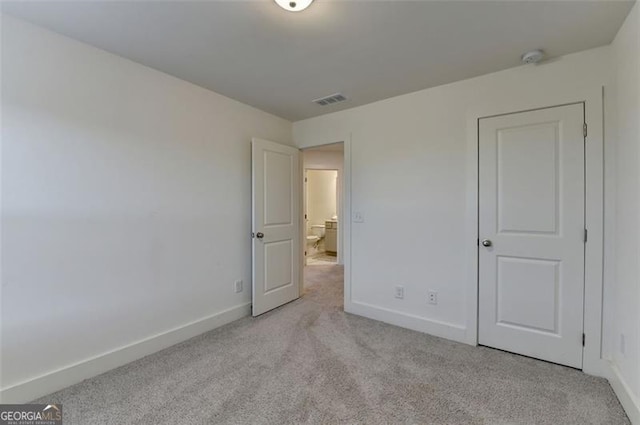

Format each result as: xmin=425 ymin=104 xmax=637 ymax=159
xmin=1 ymin=15 xmax=292 ymax=401
xmin=306 ymin=169 xmax=338 ymax=233
xmin=607 ymin=2 xmax=640 ymax=421
xmin=294 ymin=46 xmax=612 ymax=344
xmin=303 ymin=149 xmax=344 ymax=171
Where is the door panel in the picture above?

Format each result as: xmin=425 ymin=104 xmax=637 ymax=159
xmin=264 ymin=240 xmax=293 ymax=293
xmin=497 ymin=122 xmax=559 ymax=234
xmin=252 ymin=138 xmax=300 ymax=316
xmin=497 ymin=256 xmax=560 ymax=334
xmin=264 ymin=151 xmax=293 ymax=225
xmin=479 ymin=104 xmax=585 ymax=368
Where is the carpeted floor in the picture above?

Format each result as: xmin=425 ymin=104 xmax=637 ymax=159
xmin=307 ymin=252 xmax=338 ymax=266
xmin=36 ymin=264 xmax=629 ymax=424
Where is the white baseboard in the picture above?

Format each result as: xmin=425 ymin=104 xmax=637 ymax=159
xmin=0 ymin=302 xmax=251 ymax=404
xmin=607 ymin=360 xmax=640 ymax=424
xmin=346 ymin=300 xmax=468 ymax=344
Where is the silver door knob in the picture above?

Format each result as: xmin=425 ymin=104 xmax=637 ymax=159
xmin=256 ymin=232 xmax=264 ymax=239
xmin=482 ymin=239 xmax=492 ymax=247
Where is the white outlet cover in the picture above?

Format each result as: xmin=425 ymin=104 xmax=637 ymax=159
xmin=428 ymin=290 xmax=438 ymax=305
xmin=234 ymin=279 xmax=243 ymax=293
xmin=394 ymin=285 xmax=404 ymax=299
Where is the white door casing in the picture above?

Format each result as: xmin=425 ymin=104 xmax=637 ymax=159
xmin=478 ymin=103 xmax=585 ymax=368
xmin=252 ymin=138 xmax=300 ymax=316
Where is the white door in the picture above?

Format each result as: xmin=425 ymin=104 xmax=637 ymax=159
xmin=478 ymin=103 xmax=585 ymax=368
xmin=252 ymin=138 xmax=300 ymax=316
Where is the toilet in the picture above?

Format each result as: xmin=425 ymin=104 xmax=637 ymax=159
xmin=306 ymin=224 xmax=326 ymax=243
xmin=306 ymin=224 xmax=326 ymax=255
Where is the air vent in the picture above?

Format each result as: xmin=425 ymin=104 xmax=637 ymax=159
xmin=313 ymin=93 xmax=347 ymax=106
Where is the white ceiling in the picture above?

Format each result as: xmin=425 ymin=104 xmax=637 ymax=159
xmin=2 ymin=0 xmax=634 ymax=121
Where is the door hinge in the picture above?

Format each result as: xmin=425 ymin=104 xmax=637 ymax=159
xmin=582 ymin=333 xmax=586 ymax=347
xmin=304 ymin=177 xmax=308 ymax=183
xmin=477 ymin=238 xmax=479 ymax=246
xmin=584 ymin=228 xmax=588 ymax=243
xmin=583 ymin=123 xmax=588 ymax=138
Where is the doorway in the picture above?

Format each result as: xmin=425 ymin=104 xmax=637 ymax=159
xmin=305 ymin=169 xmax=339 ymax=265
xmin=478 ymin=103 xmax=586 ymax=368
xmin=301 ymin=143 xmax=345 ymax=295
xmin=251 ymin=138 xmax=347 ymax=316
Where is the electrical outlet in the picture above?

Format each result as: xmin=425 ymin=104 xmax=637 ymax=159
xmin=620 ymin=333 xmax=626 ymax=355
xmin=427 ymin=290 xmax=438 ymax=305
xmin=353 ymin=211 xmax=365 ymax=223
xmin=394 ymin=285 xmax=404 ymax=299
xmin=234 ymin=279 xmax=243 ymax=293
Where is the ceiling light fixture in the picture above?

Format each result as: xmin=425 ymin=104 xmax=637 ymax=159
xmin=274 ymin=0 xmax=314 ymax=12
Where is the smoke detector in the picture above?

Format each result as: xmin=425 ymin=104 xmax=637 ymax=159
xmin=521 ymin=50 xmax=544 ymax=64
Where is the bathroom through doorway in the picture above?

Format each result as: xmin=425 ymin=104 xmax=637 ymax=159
xmin=302 ymin=143 xmax=344 ymax=292
xmin=305 ymin=169 xmax=338 ymax=265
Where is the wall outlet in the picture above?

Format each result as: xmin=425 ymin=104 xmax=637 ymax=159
xmin=353 ymin=211 xmax=365 ymax=223
xmin=427 ymin=290 xmax=438 ymax=305
xmin=394 ymin=285 xmax=404 ymax=299
xmin=234 ymin=279 xmax=243 ymax=293
xmin=620 ymin=333 xmax=626 ymax=355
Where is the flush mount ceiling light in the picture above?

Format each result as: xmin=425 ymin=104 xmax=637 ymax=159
xmin=275 ymin=0 xmax=314 ymax=12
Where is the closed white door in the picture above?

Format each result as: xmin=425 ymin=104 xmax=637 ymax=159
xmin=252 ymin=138 xmax=300 ymax=316
xmin=478 ymin=103 xmax=585 ymax=368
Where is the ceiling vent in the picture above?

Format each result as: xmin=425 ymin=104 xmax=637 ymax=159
xmin=313 ymin=93 xmax=348 ymax=106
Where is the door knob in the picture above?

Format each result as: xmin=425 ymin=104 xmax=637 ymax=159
xmin=255 ymin=232 xmax=264 ymax=239
xmin=481 ymin=239 xmax=492 ymax=247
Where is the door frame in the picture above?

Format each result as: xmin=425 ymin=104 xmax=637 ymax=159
xmin=465 ymin=87 xmax=605 ymax=376
xmin=297 ymin=137 xmax=351 ymax=311
xmin=477 ymin=102 xmax=587 ymax=369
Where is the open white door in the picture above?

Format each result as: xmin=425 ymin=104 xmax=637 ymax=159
xmin=252 ymin=138 xmax=300 ymax=316
xmin=478 ymin=103 xmax=585 ymax=368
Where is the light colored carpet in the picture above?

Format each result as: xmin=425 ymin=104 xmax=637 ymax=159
xmin=307 ymin=252 xmax=338 ymax=266
xmin=36 ymin=264 xmax=629 ymax=424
